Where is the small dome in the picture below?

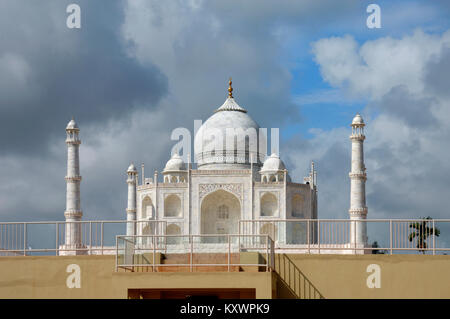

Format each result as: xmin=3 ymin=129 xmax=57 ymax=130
xmin=352 ymin=113 xmax=365 ymax=125
xmin=164 ymin=154 xmax=186 ymax=172
xmin=127 ymin=163 xmax=137 ymax=173
xmin=66 ymin=118 xmax=79 ymax=130
xmin=261 ymin=153 xmax=285 ymax=172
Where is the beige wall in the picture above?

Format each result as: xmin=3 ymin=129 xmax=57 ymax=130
xmin=1 ymin=254 xmax=450 ymax=299
xmin=0 ymin=255 xmax=272 ymax=299
xmin=276 ymin=254 xmax=450 ymax=299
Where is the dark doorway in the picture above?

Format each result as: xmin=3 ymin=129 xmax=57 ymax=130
xmin=128 ymin=288 xmax=256 ymax=299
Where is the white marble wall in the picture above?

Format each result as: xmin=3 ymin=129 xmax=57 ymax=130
xmin=134 ymin=169 xmax=317 ymax=247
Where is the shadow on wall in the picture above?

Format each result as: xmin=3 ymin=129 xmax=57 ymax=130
xmin=274 ymin=254 xmax=324 ymax=299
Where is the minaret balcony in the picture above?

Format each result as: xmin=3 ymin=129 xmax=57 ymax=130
xmin=349 ymin=134 xmax=365 ymax=141
xmin=349 ymin=207 xmax=368 ymax=217
xmin=65 ymin=175 xmax=82 ymax=182
xmin=127 ymin=177 xmax=136 ymax=184
xmin=65 ymin=138 xmax=81 ymax=144
xmin=64 ymin=210 xmax=83 ymax=218
xmin=349 ymin=172 xmax=367 ymax=180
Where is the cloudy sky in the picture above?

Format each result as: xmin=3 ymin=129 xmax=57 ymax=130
xmin=0 ymin=0 xmax=450 ymax=223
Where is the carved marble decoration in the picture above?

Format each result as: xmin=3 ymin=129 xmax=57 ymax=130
xmin=199 ymin=183 xmax=243 ymax=202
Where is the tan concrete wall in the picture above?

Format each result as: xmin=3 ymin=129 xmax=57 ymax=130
xmin=1 ymin=254 xmax=450 ymax=299
xmin=0 ymin=255 xmax=272 ymax=299
xmin=275 ymin=254 xmax=450 ymax=299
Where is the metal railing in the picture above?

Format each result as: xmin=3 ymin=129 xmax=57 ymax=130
xmin=0 ymin=220 xmax=167 ymax=256
xmin=115 ymin=234 xmax=275 ymax=272
xmin=1 ymin=218 xmax=449 ymax=256
xmin=239 ymin=219 xmax=450 ymax=255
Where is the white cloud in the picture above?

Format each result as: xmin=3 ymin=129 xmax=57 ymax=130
xmin=301 ymin=29 xmax=450 ymax=220
xmin=312 ymin=29 xmax=450 ymax=100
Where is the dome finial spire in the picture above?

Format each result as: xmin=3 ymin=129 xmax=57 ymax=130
xmin=228 ymin=77 xmax=233 ymax=98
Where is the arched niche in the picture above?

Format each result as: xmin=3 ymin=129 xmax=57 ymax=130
xmin=292 ymin=194 xmax=304 ymax=217
xmin=141 ymin=223 xmax=153 ymax=246
xmin=166 ymin=224 xmax=181 ymax=245
xmin=142 ymin=196 xmax=154 ymax=219
xmin=200 ymin=189 xmax=241 ymax=237
xmin=260 ymin=223 xmax=277 ymax=241
xmin=164 ymin=194 xmax=182 ymax=217
xmin=260 ymin=192 xmax=278 ymax=217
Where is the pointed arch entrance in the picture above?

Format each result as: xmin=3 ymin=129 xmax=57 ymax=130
xmin=200 ymin=189 xmax=241 ymax=238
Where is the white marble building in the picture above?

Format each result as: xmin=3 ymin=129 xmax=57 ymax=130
xmin=128 ymin=81 xmax=318 ymax=244
xmin=62 ymin=80 xmax=369 ymax=253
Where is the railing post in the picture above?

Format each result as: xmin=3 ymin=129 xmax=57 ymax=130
xmin=270 ymin=238 xmax=274 ymax=271
xmin=238 ymin=221 xmax=241 ymax=251
xmin=101 ymin=222 xmax=104 ymax=255
xmin=238 ymin=221 xmax=241 ymax=237
xmin=266 ymin=235 xmax=269 ymax=272
xmin=228 ymin=235 xmax=231 ymax=272
xmin=152 ymin=236 xmax=155 ymax=273
xmin=115 ymin=236 xmax=118 ymax=272
xmin=238 ymin=231 xmax=241 ymax=251
xmin=433 ymin=219 xmax=436 ymax=256
xmin=89 ymin=221 xmax=92 ymax=255
xmin=307 ymin=219 xmax=310 ymax=254
xmin=56 ymin=223 xmax=59 ymax=256
xmin=164 ymin=227 xmax=167 ymax=254
xmin=190 ymin=235 xmax=193 ymax=273
xmin=23 ymin=223 xmax=27 ymax=256
xmin=389 ymin=220 xmax=393 ymax=255
xmin=318 ymin=220 xmax=320 ymax=254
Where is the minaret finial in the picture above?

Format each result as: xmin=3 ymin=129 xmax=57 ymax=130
xmin=228 ymin=77 xmax=233 ymax=98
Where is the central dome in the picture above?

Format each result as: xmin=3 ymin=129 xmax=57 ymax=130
xmin=194 ymin=81 xmax=266 ymax=170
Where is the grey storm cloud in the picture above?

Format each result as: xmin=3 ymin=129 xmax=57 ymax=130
xmin=425 ymin=45 xmax=450 ymax=98
xmin=0 ymin=0 xmax=168 ymax=156
xmin=369 ymin=85 xmax=438 ymax=128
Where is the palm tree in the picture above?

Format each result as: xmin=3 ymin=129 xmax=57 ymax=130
xmin=408 ymin=217 xmax=440 ymax=254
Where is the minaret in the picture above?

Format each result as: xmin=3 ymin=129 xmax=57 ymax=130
xmin=126 ymin=163 xmax=138 ymax=237
xmin=349 ymin=113 xmax=368 ymax=246
xmin=64 ymin=117 xmax=83 ymax=250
